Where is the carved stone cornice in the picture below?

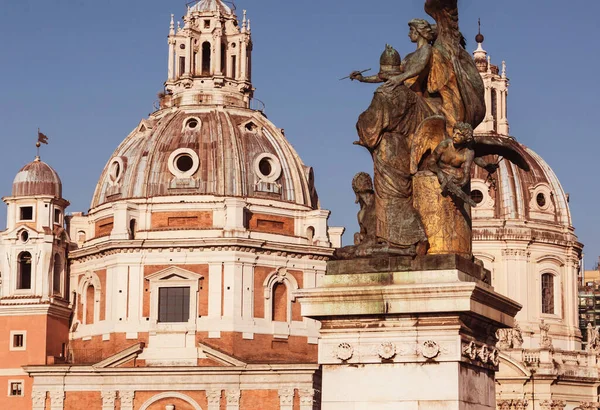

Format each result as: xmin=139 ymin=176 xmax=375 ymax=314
xmin=540 ymin=400 xmax=566 ymax=410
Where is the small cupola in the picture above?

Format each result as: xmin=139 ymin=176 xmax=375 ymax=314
xmin=12 ymin=156 xmax=62 ymax=198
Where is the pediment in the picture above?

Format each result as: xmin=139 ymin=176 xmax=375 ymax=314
xmin=145 ymin=266 xmax=204 ymax=282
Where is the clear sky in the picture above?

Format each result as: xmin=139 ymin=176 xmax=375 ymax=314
xmin=0 ymin=0 xmax=598 ymax=267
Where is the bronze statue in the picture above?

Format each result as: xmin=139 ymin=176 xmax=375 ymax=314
xmin=336 ymin=0 xmax=527 ymax=260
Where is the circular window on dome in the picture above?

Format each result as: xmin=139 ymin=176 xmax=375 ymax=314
xmin=536 ymin=193 xmax=547 ymax=208
xmin=254 ymin=153 xmax=282 ymax=183
xmin=108 ymin=157 xmax=125 ymax=186
xmin=184 ymin=117 xmax=200 ymax=130
xmin=168 ymin=148 xmax=200 ymax=178
xmin=470 ymin=189 xmax=484 ymax=205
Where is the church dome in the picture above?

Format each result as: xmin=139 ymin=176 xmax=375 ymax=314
xmin=471 ymin=136 xmax=572 ymax=229
xmin=190 ymin=0 xmax=233 ymax=14
xmin=91 ymin=106 xmax=319 ymax=210
xmin=12 ymin=157 xmax=62 ymax=198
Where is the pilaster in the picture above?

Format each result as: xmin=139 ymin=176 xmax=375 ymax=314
xmin=32 ymin=389 xmax=46 ymax=410
xmin=119 ymin=391 xmax=135 ymax=410
xmin=101 ymin=390 xmax=117 ymax=410
xmin=207 ymin=389 xmax=221 ymax=410
xmin=278 ymin=388 xmax=294 ymax=410
xmin=225 ymin=389 xmax=240 ymax=410
xmin=50 ymin=390 xmax=64 ymax=410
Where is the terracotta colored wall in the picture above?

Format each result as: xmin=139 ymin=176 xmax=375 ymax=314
xmin=64 ymin=391 xmax=101 ymax=410
xmin=150 ymin=211 xmax=213 ymax=229
xmin=247 ymin=212 xmax=295 ymax=236
xmin=142 ymin=265 xmax=209 ymax=318
xmin=253 ymin=266 xmax=271 ymax=319
xmin=273 ymin=282 xmax=287 ymax=322
xmin=0 ymin=315 xmax=47 ymax=367
xmin=197 ymin=332 xmax=317 ymax=364
xmin=46 ymin=315 xmax=69 ymax=360
xmin=0 ymin=376 xmax=32 ymax=410
xmin=85 ymin=285 xmax=95 ymax=324
xmin=289 ymin=270 xmax=304 ymax=322
xmin=134 ymin=391 xmax=207 ymax=410
xmin=94 ymin=217 xmax=114 ymax=238
xmin=241 ymin=390 xmax=280 ymax=410
xmin=69 ymin=333 xmax=149 ymax=365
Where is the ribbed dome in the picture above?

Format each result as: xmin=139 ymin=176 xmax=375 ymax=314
xmin=471 ymin=136 xmax=571 ymax=227
xmin=12 ymin=158 xmax=62 ymax=198
xmin=91 ymin=107 xmax=319 ymax=210
xmin=190 ymin=0 xmax=232 ymax=14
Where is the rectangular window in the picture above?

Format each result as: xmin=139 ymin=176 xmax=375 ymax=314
xmin=8 ymin=381 xmax=23 ymax=397
xmin=13 ymin=334 xmax=23 ymax=348
xmin=179 ymin=56 xmax=186 ymax=77
xmin=54 ymin=208 xmax=61 ymax=224
xmin=19 ymin=206 xmax=33 ymax=221
xmin=204 ymin=19 xmax=210 ymax=29
xmin=541 ymin=273 xmax=555 ymax=314
xmin=158 ymin=287 xmax=190 ymax=323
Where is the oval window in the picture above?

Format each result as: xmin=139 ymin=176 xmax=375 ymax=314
xmin=470 ymin=189 xmax=484 ymax=205
xmin=20 ymin=231 xmax=29 ymax=243
xmin=259 ymin=158 xmax=273 ymax=178
xmin=536 ymin=193 xmax=546 ymax=208
xmin=186 ymin=119 xmax=198 ymax=129
xmin=176 ymin=154 xmax=194 ymax=172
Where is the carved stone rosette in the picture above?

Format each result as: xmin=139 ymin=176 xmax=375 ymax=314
xmin=377 ymin=341 xmax=397 ymax=360
xmin=421 ymin=340 xmax=440 ymax=359
xmin=335 ymin=342 xmax=354 ymax=361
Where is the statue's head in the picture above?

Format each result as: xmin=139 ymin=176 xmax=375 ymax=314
xmin=452 ymin=122 xmax=474 ymax=145
xmin=408 ymin=19 xmax=436 ymax=43
xmin=352 ymin=172 xmax=374 ymax=203
xmin=378 ymin=44 xmax=402 ymax=79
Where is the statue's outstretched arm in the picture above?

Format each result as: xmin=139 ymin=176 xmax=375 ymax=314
xmin=388 ymin=46 xmax=432 ymax=85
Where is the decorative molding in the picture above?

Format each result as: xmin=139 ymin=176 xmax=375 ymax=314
xmin=497 ymin=399 xmax=529 ymax=410
xmin=540 ymin=400 xmax=566 ymax=410
xmin=101 ymin=390 xmax=117 ymax=410
xmin=119 ymin=391 xmax=135 ymax=410
xmin=226 ymin=389 xmax=241 ymax=409
xmin=32 ymin=389 xmax=46 ymax=410
xmin=207 ymin=389 xmax=221 ymax=410
xmin=298 ymin=388 xmax=315 ymax=409
xmin=462 ymin=341 xmax=499 ymax=367
xmin=50 ymin=390 xmax=65 ymax=410
xmin=496 ymin=324 xmax=524 ymax=349
xmin=278 ymin=388 xmax=294 ymax=409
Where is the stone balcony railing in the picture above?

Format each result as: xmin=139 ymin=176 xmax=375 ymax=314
xmin=502 ymin=347 xmax=600 ymax=379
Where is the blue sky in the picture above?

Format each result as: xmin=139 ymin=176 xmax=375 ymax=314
xmin=0 ymin=0 xmax=598 ymax=267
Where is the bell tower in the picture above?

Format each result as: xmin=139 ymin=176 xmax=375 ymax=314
xmin=0 ymin=155 xmax=71 ymax=409
xmin=473 ymin=22 xmax=510 ymax=136
xmin=163 ymin=0 xmax=254 ymax=109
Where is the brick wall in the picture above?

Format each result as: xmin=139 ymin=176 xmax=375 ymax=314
xmin=94 ymin=217 xmax=114 ymax=238
xmin=247 ymin=212 xmax=295 ymax=236
xmin=150 ymin=211 xmax=213 ymax=229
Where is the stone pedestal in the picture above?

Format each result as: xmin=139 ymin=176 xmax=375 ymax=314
xmin=296 ymin=256 xmax=521 ymax=410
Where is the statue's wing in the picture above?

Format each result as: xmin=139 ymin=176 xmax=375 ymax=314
xmin=410 ymin=115 xmax=447 ymax=174
xmin=425 ymin=0 xmax=461 ymax=50
xmin=474 ymin=135 xmax=531 ymax=171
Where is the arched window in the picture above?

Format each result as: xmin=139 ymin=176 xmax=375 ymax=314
xmin=542 ymin=273 xmax=555 ymax=314
xmin=53 ymin=254 xmax=62 ymax=294
xmin=272 ymin=282 xmax=288 ymax=322
xmin=202 ymin=42 xmax=211 ymax=76
xmin=17 ymin=252 xmax=32 ymax=290
xmin=129 ymin=219 xmax=137 ymax=240
xmin=85 ymin=285 xmax=95 ymax=324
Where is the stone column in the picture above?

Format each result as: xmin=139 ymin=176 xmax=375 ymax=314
xmin=207 ymin=389 xmax=221 ymax=410
xmin=184 ymin=37 xmax=192 ymax=75
xmin=278 ymin=388 xmax=294 ymax=410
xmin=298 ymin=388 xmax=315 ymax=410
xmin=119 ymin=391 xmax=135 ymax=410
xmin=240 ymin=39 xmax=248 ymax=81
xmin=226 ymin=390 xmax=240 ymax=410
xmin=168 ymin=38 xmax=175 ymax=80
xmin=101 ymin=391 xmax=117 ymax=410
xmin=50 ymin=391 xmax=64 ymax=410
xmin=32 ymin=389 xmax=46 ymax=410
xmin=215 ymin=36 xmax=223 ymax=76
